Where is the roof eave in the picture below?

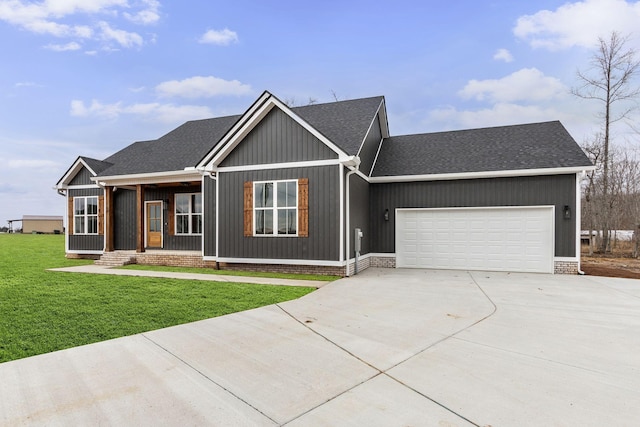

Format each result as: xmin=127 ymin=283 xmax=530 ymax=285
xmin=369 ymin=165 xmax=595 ymax=183
xmin=90 ymin=169 xmax=203 ymax=186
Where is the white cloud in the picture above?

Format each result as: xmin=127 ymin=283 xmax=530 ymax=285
xmin=70 ymin=99 xmax=215 ymax=123
xmin=8 ymin=159 xmax=58 ymax=169
xmin=97 ymin=21 xmax=143 ymax=48
xmin=493 ymin=48 xmax=514 ymax=62
xmin=0 ymin=0 xmax=155 ymax=50
xmin=199 ymin=28 xmax=238 ymax=45
xmin=44 ymin=41 xmax=81 ymax=51
xmin=458 ymin=68 xmax=567 ymax=103
xmin=124 ymin=0 xmax=160 ymax=25
xmin=155 ymin=76 xmax=252 ymax=99
xmin=514 ymin=0 xmax=640 ymax=50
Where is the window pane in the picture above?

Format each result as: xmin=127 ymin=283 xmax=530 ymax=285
xmin=88 ymin=217 xmax=97 ymax=234
xmin=278 ymin=210 xmax=287 ymax=234
xmin=192 ymin=194 xmax=202 ymax=213
xmin=87 ymin=197 xmax=98 ymax=215
xmin=256 ymin=183 xmax=273 ymax=207
xmin=74 ymin=198 xmax=85 ymax=215
xmin=176 ymin=194 xmax=189 ymax=214
xmin=192 ymin=214 xmax=202 ymax=234
xmin=287 ymin=209 xmax=297 ymax=234
xmin=287 ymin=181 xmax=297 ymax=207
xmin=255 ymin=210 xmax=265 ymax=234
xmin=264 ymin=210 xmax=273 ymax=234
xmin=176 ymin=215 xmax=188 ymax=234
xmin=277 ymin=182 xmax=286 ymax=207
xmin=75 ymin=217 xmax=84 ymax=234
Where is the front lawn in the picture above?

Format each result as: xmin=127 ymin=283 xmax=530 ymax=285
xmin=0 ymin=234 xmax=314 ymax=363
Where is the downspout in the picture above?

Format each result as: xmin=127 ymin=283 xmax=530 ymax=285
xmin=203 ymin=170 xmax=220 ymax=270
xmin=577 ymin=171 xmax=586 ymax=275
xmin=343 ymin=156 xmax=361 ymax=277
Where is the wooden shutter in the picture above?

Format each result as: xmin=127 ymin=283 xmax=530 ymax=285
xmin=244 ymin=181 xmax=253 ymax=237
xmin=98 ymin=195 xmax=104 ymax=236
xmin=168 ymin=192 xmax=175 ymax=236
xmin=298 ymin=178 xmax=309 ymax=237
xmin=68 ymin=196 xmax=74 ymax=236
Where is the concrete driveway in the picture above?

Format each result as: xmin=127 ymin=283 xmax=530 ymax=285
xmin=1 ymin=268 xmax=639 ymax=426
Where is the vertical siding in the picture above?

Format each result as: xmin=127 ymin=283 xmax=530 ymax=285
xmin=357 ymin=114 xmax=382 ymax=176
xmin=204 ymin=177 xmax=217 ymax=257
xmin=370 ymin=174 xmax=577 ymax=257
xmin=220 ymin=108 xmax=338 ymax=167
xmin=219 ymin=166 xmax=339 ymax=261
xmin=113 ymin=188 xmax=136 ymax=250
xmin=348 ymin=174 xmax=370 ymax=257
xmin=68 ymin=187 xmax=104 ymax=251
xmin=69 ymin=167 xmax=94 ymax=186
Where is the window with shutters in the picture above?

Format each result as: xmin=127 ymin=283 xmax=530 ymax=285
xmin=74 ymin=196 xmax=98 ymax=235
xmin=175 ymin=193 xmax=202 ymax=235
xmin=254 ymin=180 xmax=298 ymax=236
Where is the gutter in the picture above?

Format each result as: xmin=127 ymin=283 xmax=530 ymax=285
xmin=342 ymin=156 xmax=361 ymax=277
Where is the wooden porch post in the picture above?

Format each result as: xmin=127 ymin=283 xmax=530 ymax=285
xmin=136 ymin=184 xmax=145 ymax=253
xmin=105 ymin=186 xmax=114 ymax=252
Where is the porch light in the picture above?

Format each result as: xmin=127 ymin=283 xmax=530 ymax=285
xmin=563 ymin=205 xmax=571 ymax=220
xmin=384 ymin=209 xmax=389 ymax=221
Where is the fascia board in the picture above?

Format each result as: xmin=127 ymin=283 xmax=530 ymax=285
xmin=356 ymin=98 xmax=386 ymax=158
xmin=56 ymin=157 xmax=97 ymax=188
xmin=91 ymin=170 xmax=202 ymax=186
xmin=369 ymin=166 xmax=596 ymax=183
xmin=201 ymin=94 xmax=349 ymax=170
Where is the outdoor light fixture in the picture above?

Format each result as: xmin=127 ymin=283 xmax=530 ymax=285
xmin=563 ymin=205 xmax=571 ymax=220
xmin=384 ymin=209 xmax=389 ymax=221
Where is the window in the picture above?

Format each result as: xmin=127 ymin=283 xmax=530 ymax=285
xmin=254 ymin=180 xmax=297 ymax=235
xmin=175 ymin=193 xmax=202 ymax=235
xmin=74 ymin=196 xmax=98 ymax=235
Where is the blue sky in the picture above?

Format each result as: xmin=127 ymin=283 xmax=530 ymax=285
xmin=1 ymin=0 xmax=640 ymax=227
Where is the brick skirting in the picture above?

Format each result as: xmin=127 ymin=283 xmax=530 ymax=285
xmin=554 ymin=261 xmax=579 ymax=275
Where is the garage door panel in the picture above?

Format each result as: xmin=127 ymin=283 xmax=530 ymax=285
xmin=396 ymin=207 xmax=554 ymax=273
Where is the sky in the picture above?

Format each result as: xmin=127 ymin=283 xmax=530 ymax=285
xmin=1 ymin=0 xmax=640 ymax=228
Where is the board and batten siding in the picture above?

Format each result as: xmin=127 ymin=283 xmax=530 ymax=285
xmin=204 ymin=177 xmax=216 ymax=257
xmin=218 ymin=166 xmax=340 ymax=261
xmin=357 ymin=114 xmax=383 ymax=176
xmin=69 ymin=167 xmax=94 ymax=186
xmin=370 ymin=174 xmax=577 ymax=258
xmin=68 ymin=187 xmax=104 ymax=251
xmin=113 ymin=188 xmax=136 ymax=250
xmin=347 ymin=173 xmax=370 ymax=257
xmin=219 ymin=107 xmax=339 ymax=167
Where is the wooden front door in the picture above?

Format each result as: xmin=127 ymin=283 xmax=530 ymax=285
xmin=146 ymin=202 xmax=163 ymax=248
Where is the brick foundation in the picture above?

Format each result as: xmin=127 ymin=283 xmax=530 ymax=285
xmin=370 ymin=255 xmax=396 ymax=268
xmin=554 ymin=261 xmax=579 ymax=275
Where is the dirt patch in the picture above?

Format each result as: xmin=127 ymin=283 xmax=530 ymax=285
xmin=581 ymin=245 xmax=640 ymax=279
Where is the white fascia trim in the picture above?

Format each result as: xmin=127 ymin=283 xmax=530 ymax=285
xmin=370 ymin=166 xmax=596 ymax=183
xmin=203 ymin=95 xmax=349 ymax=170
xmin=91 ymin=170 xmax=202 ymax=186
xmin=57 ymin=158 xmax=98 ymax=188
xmin=64 ymin=184 xmax=101 ymax=189
xmin=66 ymin=250 xmax=104 ymax=255
xmin=575 ymin=172 xmax=583 ymax=272
xmin=215 ymin=257 xmax=344 ymax=267
xmin=214 ymin=159 xmax=340 ymax=173
xmin=369 ymin=252 xmax=396 ymax=258
xmin=369 ymin=137 xmax=385 ymax=179
xmin=339 ymin=163 xmax=344 ymax=262
xmin=397 ymin=205 xmax=555 ymax=213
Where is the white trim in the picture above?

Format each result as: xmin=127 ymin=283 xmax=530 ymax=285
xmin=554 ymin=256 xmax=580 ymax=262
xmin=214 ymin=159 xmax=340 ymax=173
xmin=339 ymin=164 xmax=344 ymax=263
xmin=369 ymin=137 xmax=385 ymax=178
xmin=252 ymin=179 xmax=299 ymax=237
xmin=66 ymin=250 xmax=104 ymax=255
xmin=72 ymin=195 xmax=99 ymax=235
xmin=215 ymin=173 xmax=219 ymax=258
xmin=64 ymin=184 xmax=101 ymax=190
xmin=368 ymin=252 xmax=396 ymax=258
xmin=57 ymin=157 xmax=98 ymax=188
xmin=215 ymin=257 xmax=344 ymax=267
xmin=356 ymin=98 xmax=385 ymax=158
xmin=370 ymin=166 xmax=596 ymax=183
xmin=174 ymin=192 xmax=203 ymax=236
xmin=201 ymin=93 xmax=349 ymax=170
xmin=575 ymin=172 xmax=583 ymax=272
xmin=201 ymin=175 xmax=205 ymax=258
xmin=144 ymin=200 xmax=164 ymax=248
xmin=92 ymin=170 xmax=202 ymax=186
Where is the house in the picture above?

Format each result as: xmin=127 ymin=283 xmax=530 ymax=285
xmin=55 ymin=91 xmax=594 ymax=275
xmin=21 ymin=215 xmax=64 ymax=234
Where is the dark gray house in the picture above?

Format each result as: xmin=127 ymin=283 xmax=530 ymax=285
xmin=56 ymin=91 xmax=593 ymax=275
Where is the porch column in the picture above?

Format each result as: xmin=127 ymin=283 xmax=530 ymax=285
xmin=136 ymin=184 xmax=145 ymax=253
xmin=104 ymin=186 xmax=114 ymax=252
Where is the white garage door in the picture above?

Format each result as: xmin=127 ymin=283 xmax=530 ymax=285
xmin=396 ymin=206 xmax=554 ymax=273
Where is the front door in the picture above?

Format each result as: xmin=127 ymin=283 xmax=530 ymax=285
xmin=146 ymin=201 xmax=163 ymax=248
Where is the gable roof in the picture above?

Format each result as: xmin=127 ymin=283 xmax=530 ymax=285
xmin=371 ymin=121 xmax=593 ymax=178
xmin=98 ymin=115 xmax=241 ymax=177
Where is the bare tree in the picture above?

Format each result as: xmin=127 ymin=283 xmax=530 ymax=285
xmin=572 ymin=31 xmax=640 ymax=252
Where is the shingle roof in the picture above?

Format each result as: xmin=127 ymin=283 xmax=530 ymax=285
xmin=292 ymin=96 xmax=384 ymax=155
xmin=80 ymin=157 xmax=112 ymax=175
xmin=98 ymin=115 xmax=241 ymax=176
xmin=371 ymin=121 xmax=592 ymax=177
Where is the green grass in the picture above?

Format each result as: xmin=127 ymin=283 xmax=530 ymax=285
xmin=0 ymin=234 xmax=314 ymax=363
xmin=119 ymin=264 xmax=340 ymax=282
